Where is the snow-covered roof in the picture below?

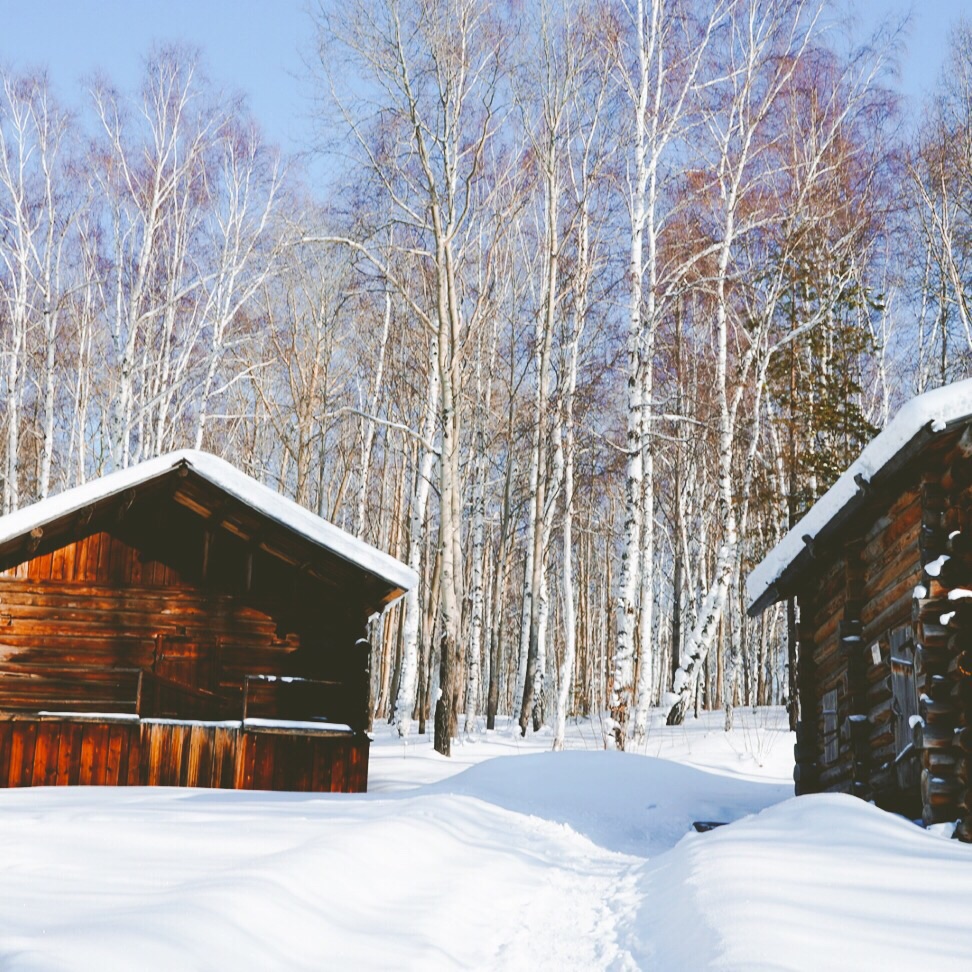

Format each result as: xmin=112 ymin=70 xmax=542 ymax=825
xmin=747 ymin=378 xmax=972 ymax=615
xmin=0 ymin=449 xmax=417 ymax=596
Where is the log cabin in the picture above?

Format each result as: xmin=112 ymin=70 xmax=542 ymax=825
xmin=0 ymin=450 xmax=416 ymax=793
xmin=747 ymin=379 xmax=972 ymax=838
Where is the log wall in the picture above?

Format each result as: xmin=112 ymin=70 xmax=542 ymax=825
xmin=0 ymin=716 xmax=369 ymax=792
xmin=794 ymin=425 xmax=972 ymax=837
xmin=0 ymin=476 xmax=382 ymax=793
xmin=909 ymin=430 xmax=972 ymax=836
xmin=795 ymin=482 xmax=924 ymax=811
xmin=794 ymin=541 xmax=860 ymax=797
xmin=0 ymin=530 xmax=359 ymax=724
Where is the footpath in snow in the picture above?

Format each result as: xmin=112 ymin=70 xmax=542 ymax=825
xmin=0 ymin=708 xmax=971 ymax=970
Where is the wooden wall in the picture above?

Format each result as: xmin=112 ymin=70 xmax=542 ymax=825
xmin=0 ymin=716 xmax=369 ymax=792
xmin=795 ymin=478 xmax=924 ymax=812
xmin=0 ymin=526 xmax=361 ymax=725
xmin=909 ymin=435 xmax=972 ymax=835
xmin=793 ymin=430 xmax=972 ymax=834
xmin=0 ymin=476 xmax=386 ymax=792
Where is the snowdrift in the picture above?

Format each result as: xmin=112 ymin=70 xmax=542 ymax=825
xmin=0 ymin=710 xmax=969 ymax=970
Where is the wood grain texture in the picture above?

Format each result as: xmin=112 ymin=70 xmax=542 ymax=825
xmin=0 ymin=716 xmax=368 ymax=792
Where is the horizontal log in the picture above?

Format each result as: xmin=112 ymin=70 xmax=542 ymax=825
xmin=864 ymin=592 xmax=921 ymax=649
xmin=813 ymin=613 xmax=845 ymax=663
xmin=922 ymin=767 xmax=962 ymax=805
xmin=923 ymin=801 xmax=959 ymax=826
xmin=793 ymin=761 xmax=818 ymax=786
xmin=867 ymin=699 xmax=893 ymax=727
xmin=914 ymin=721 xmax=955 ymax=750
xmin=926 ymin=750 xmax=958 ymax=774
xmin=868 ymin=726 xmax=895 ymax=751
xmin=925 ymin=674 xmax=954 ymax=702
xmin=793 ymin=740 xmax=817 ymax=762
xmin=866 ymin=685 xmax=893 ymax=713
xmin=920 ymin=696 xmax=957 ymax=722
xmin=954 ymin=727 xmax=972 ymax=754
xmin=914 ymin=597 xmax=954 ymax=625
xmin=863 ymin=551 xmax=920 ymax=625
xmin=916 ymin=647 xmax=950 ymax=681
xmin=948 ymin=652 xmax=972 ymax=679
xmin=862 ymin=493 xmax=919 ymax=560
xmin=924 ymin=578 xmax=952 ymax=600
xmin=818 ymin=761 xmax=853 ymax=790
xmin=794 ymin=719 xmax=815 ymax=744
xmin=814 ymin=648 xmax=849 ymax=687
xmin=948 ymin=530 xmax=972 ymax=556
xmin=865 ymin=648 xmax=889 ymax=680
xmin=917 ymin=622 xmax=950 ymax=649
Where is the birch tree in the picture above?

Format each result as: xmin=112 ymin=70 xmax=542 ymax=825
xmin=551 ymin=14 xmax=613 ymax=750
xmin=610 ymin=0 xmax=728 ymax=748
xmin=90 ymin=48 xmax=221 ymax=468
xmin=192 ymin=116 xmax=283 ymax=451
xmin=0 ymin=71 xmax=77 ymax=509
xmin=909 ymin=21 xmax=972 ymax=382
xmin=315 ymin=0 xmax=506 ymax=754
xmin=667 ymin=0 xmax=894 ymax=724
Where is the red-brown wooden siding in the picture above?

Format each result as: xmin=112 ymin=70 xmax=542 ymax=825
xmin=0 ymin=717 xmax=368 ymax=792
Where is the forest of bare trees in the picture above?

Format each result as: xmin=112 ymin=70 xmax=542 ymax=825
xmin=2 ymin=0 xmax=972 ymax=754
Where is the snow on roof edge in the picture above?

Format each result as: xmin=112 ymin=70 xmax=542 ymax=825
xmin=746 ymin=378 xmax=972 ymax=613
xmin=0 ymin=449 xmax=417 ymax=595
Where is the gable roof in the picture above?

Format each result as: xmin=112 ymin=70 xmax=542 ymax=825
xmin=0 ymin=449 xmax=416 ymax=598
xmin=746 ymin=378 xmax=972 ymax=616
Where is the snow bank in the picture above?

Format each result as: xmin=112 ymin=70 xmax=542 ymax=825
xmin=629 ymin=794 xmax=972 ymax=970
xmin=1 ymin=709 xmax=971 ymax=970
xmin=424 ymin=750 xmax=789 ymax=858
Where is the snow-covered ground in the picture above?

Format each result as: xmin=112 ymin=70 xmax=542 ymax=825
xmin=1 ymin=708 xmax=970 ymax=970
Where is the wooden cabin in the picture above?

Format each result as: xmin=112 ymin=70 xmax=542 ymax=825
xmin=747 ymin=380 xmax=972 ymax=838
xmin=0 ymin=450 xmax=415 ymax=793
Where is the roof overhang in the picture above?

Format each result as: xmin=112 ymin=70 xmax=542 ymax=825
xmin=0 ymin=450 xmax=417 ymax=604
xmin=746 ymin=379 xmax=972 ymax=616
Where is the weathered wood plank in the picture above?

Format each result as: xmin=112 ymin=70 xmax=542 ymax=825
xmin=31 ymin=722 xmax=60 ymax=786
xmin=330 ymin=740 xmax=347 ymax=793
xmin=105 ymin=725 xmax=126 ymax=785
xmin=237 ymin=731 xmax=256 ymax=789
xmin=56 ymin=722 xmax=83 ymax=785
xmin=251 ymin=732 xmax=275 ymax=789
xmin=0 ymin=722 xmax=12 ymax=783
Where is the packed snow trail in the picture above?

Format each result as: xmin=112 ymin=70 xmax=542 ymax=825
xmin=0 ymin=780 xmax=646 ymax=969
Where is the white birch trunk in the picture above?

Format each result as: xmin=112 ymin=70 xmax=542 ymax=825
xmin=355 ymin=288 xmax=393 ymax=538
xmin=394 ymin=335 xmax=441 ymax=738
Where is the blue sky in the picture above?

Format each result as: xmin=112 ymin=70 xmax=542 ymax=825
xmin=0 ymin=0 xmax=315 ymax=154
xmin=0 ymin=0 xmax=969 ymax=167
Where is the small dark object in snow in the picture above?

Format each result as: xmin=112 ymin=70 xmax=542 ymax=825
xmin=692 ymin=821 xmax=727 ymax=833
